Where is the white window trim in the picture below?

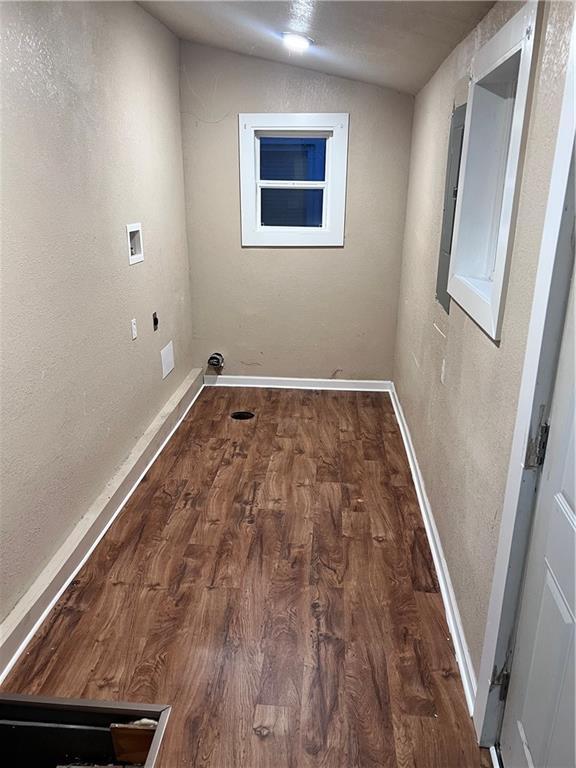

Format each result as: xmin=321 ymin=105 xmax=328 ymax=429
xmin=238 ymin=113 xmax=349 ymax=247
xmin=448 ymin=2 xmax=538 ymax=340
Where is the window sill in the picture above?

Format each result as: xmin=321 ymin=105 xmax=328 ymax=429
xmin=448 ymin=273 xmax=499 ymax=339
xmin=241 ymin=227 xmax=344 ymax=248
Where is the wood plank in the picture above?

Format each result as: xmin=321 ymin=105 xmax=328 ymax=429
xmin=415 ymin=592 xmax=458 ymax=676
xmin=257 ymin=544 xmax=309 ymax=708
xmin=310 ymin=483 xmax=348 ymax=588
xmin=251 ymin=704 xmax=297 ymax=768
xmin=300 ymin=585 xmax=346 ymax=767
xmin=345 ymin=524 xmax=398 ymax=768
xmin=345 ymin=586 xmax=397 ymax=768
xmin=382 ymin=429 xmax=412 ymax=487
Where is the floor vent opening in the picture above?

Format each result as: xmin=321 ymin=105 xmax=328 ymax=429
xmin=231 ymin=411 xmax=255 ymax=420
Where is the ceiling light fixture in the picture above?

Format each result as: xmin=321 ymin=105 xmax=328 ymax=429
xmin=282 ymin=32 xmax=312 ymax=53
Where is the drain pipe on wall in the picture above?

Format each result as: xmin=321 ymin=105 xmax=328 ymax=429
xmin=205 ymin=352 xmax=224 ymax=385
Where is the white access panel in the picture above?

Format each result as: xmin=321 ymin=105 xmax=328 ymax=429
xmin=161 ymin=341 xmax=174 ymax=379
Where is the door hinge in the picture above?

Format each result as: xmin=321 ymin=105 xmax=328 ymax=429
xmin=499 ymin=670 xmax=511 ymax=701
xmin=536 ymin=423 xmax=550 ymax=466
xmin=491 ymin=663 xmax=511 ymax=702
xmin=525 ymin=410 xmax=550 ymax=469
xmin=524 ymin=403 xmax=550 ymax=469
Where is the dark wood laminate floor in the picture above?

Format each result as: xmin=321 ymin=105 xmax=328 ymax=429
xmin=3 ymin=387 xmax=491 ymax=767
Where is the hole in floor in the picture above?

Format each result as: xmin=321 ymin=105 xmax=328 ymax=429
xmin=231 ymin=411 xmax=255 ymax=420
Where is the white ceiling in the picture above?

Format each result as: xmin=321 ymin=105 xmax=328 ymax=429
xmin=141 ymin=1 xmax=494 ymax=94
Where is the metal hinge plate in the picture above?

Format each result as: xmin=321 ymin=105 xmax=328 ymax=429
xmin=525 ymin=414 xmax=550 ymax=469
xmin=536 ymin=423 xmax=550 ymax=465
xmin=499 ymin=670 xmax=511 ymax=702
xmin=490 ymin=663 xmax=512 ymax=702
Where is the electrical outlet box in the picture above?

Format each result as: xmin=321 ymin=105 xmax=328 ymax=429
xmin=161 ymin=341 xmax=174 ymax=379
xmin=126 ymin=223 xmax=144 ymax=265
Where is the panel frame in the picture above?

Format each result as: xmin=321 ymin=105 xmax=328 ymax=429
xmin=448 ymin=2 xmax=538 ymax=340
xmin=239 ymin=113 xmax=349 ymax=247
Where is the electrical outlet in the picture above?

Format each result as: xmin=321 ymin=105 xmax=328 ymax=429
xmin=131 ymin=318 xmax=138 ymax=340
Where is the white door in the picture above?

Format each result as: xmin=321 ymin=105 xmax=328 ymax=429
xmin=499 ymin=262 xmax=575 ymax=768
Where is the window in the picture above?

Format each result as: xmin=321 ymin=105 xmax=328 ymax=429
xmin=448 ymin=2 xmax=537 ymax=340
xmin=239 ymin=113 xmax=349 ymax=247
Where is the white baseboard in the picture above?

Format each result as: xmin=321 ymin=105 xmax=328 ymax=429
xmin=388 ymin=383 xmax=478 ymax=715
xmin=490 ymin=745 xmax=503 ymax=768
xmin=204 ymin=374 xmax=393 ymax=392
xmin=0 ymin=368 xmax=205 ymax=684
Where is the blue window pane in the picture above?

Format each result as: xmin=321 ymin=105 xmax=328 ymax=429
xmin=260 ymin=137 xmax=326 ymax=181
xmin=261 ymin=188 xmax=323 ymax=227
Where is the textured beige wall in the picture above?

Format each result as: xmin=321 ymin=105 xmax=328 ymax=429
xmin=394 ymin=0 xmax=575 ymax=674
xmin=180 ymin=43 xmax=413 ymax=379
xmin=0 ymin=2 xmax=194 ymax=622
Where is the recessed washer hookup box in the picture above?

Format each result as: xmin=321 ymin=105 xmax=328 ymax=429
xmin=0 ymin=692 xmax=170 ymax=767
